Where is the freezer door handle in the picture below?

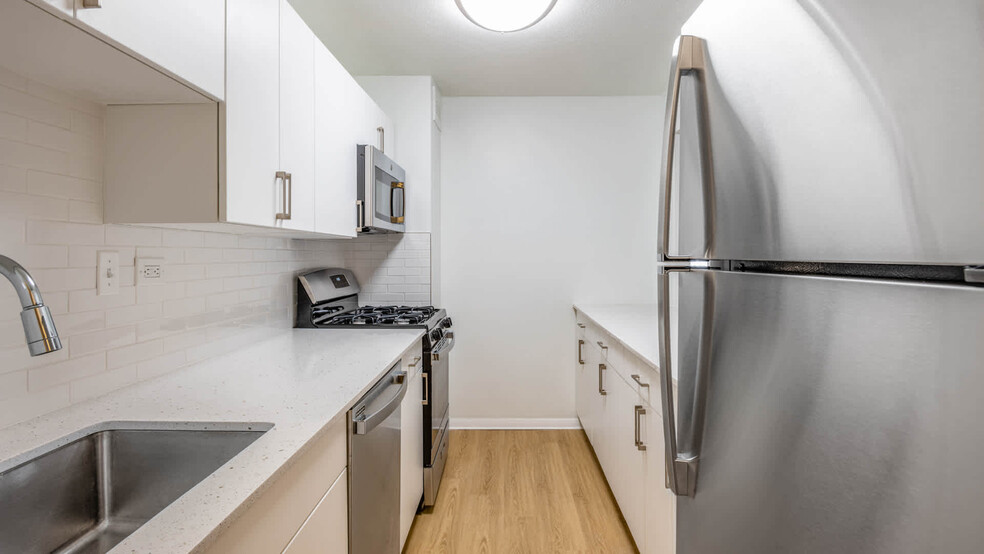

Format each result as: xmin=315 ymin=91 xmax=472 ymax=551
xmin=658 ymin=34 xmax=712 ymax=262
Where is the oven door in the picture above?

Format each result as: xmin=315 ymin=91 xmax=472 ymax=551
xmin=359 ymin=145 xmax=406 ymax=233
xmin=427 ymin=332 xmax=454 ymax=463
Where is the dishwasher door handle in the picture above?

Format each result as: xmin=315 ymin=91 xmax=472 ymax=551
xmin=353 ymin=372 xmax=409 ymax=435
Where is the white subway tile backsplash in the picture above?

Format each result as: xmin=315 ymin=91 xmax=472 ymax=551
xmin=0 ymin=191 xmax=69 ymax=220
xmin=0 ymin=84 xmax=71 ymax=129
xmin=0 ymin=385 xmax=70 ymax=429
xmin=27 ymin=220 xmax=103 ymax=245
xmin=68 ymin=286 xmax=135 ymax=313
xmin=107 ymin=340 xmax=162 ymax=369
xmin=0 ymin=112 xmax=27 ymax=141
xmin=69 ymin=325 xmax=136 ymax=357
xmin=69 ymin=364 xmax=136 ymax=403
xmin=0 ymin=164 xmax=27 ymax=193
xmin=68 ymin=200 xmax=101 ymax=223
xmin=28 ymin=352 xmax=106 ymax=391
xmin=0 ymin=66 xmax=432 ymax=430
xmin=162 ymin=229 xmax=204 ymax=248
xmin=105 ymin=303 xmax=162 ymax=328
xmin=105 ymin=225 xmax=161 ymax=247
xmin=27 ymin=171 xmax=101 ymax=202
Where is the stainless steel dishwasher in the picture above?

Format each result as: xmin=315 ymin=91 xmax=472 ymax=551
xmin=348 ymin=362 xmax=407 ymax=554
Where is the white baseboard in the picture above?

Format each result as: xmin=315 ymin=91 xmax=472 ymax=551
xmin=450 ymin=417 xmax=582 ymax=430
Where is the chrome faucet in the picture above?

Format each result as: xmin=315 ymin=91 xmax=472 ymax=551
xmin=0 ymin=255 xmax=61 ymax=356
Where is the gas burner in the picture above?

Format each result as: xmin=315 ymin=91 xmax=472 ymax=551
xmin=309 ymin=303 xmax=440 ymax=328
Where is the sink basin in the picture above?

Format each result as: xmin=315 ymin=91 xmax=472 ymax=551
xmin=0 ymin=423 xmax=272 ymax=554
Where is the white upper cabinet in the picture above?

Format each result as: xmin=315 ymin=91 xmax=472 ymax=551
xmin=224 ymin=0 xmax=281 ymax=228
xmin=102 ymin=0 xmax=394 ymax=238
xmin=73 ymin=0 xmax=225 ymax=99
xmin=314 ymin=42 xmax=359 ymax=237
xmin=277 ymin=1 xmax=316 ymax=232
xmin=35 ymin=0 xmax=73 ymax=16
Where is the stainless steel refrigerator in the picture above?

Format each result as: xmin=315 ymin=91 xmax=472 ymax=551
xmin=656 ymin=1 xmax=984 ymax=552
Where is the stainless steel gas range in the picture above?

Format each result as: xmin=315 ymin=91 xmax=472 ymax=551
xmin=295 ymin=268 xmax=453 ymax=508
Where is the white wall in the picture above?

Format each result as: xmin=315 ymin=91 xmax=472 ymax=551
xmin=0 ymin=65 xmax=430 ymax=430
xmin=441 ymin=96 xmax=663 ymax=427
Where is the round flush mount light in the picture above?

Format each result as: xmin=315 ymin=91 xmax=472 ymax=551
xmin=455 ymin=0 xmax=558 ymax=33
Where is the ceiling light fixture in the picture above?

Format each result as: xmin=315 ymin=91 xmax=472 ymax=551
xmin=455 ymin=0 xmax=558 ymax=33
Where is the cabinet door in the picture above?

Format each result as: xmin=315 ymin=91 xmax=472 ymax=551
xmin=75 ymin=0 xmax=225 ymax=99
xmin=278 ymin=0 xmax=315 ymax=232
xmin=582 ymin=343 xmax=602 ymax=446
xmin=644 ymin=403 xmax=674 ymax=554
xmin=281 ymin=469 xmax=348 ymax=554
xmin=619 ymin=377 xmax=649 ymax=550
xmin=399 ymin=352 xmax=424 ymax=549
xmin=313 ymin=42 xmax=358 ymax=238
xmin=224 ymin=0 xmax=281 ymax=227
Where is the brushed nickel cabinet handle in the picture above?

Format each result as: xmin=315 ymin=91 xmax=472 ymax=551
xmin=408 ymin=356 xmax=422 ymax=368
xmin=596 ymin=340 xmax=607 ymax=351
xmin=631 ymin=374 xmax=650 ymax=390
xmin=635 ymin=405 xmax=647 ymax=451
xmin=598 ymin=363 xmax=607 ymax=396
xmin=275 ymin=171 xmax=291 ymax=220
xmin=578 ymin=340 xmax=585 ymax=365
xmin=81 ymin=0 xmax=101 ymax=7
xmin=577 ymin=323 xmax=585 ymax=328
xmin=422 ymin=372 xmax=429 ymax=406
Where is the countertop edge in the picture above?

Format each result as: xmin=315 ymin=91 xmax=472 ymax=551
xmin=573 ymin=303 xmax=661 ymax=372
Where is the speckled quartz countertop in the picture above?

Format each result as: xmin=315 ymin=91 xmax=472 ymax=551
xmin=573 ymin=304 xmax=660 ymax=369
xmin=0 ymin=328 xmax=423 ymax=553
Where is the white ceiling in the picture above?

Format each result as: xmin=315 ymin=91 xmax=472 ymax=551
xmin=288 ymin=0 xmax=702 ymax=96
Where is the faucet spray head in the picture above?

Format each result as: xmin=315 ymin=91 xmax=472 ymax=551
xmin=21 ymin=304 xmax=61 ymax=356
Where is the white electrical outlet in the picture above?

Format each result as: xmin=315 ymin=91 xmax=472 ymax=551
xmin=135 ymin=257 xmax=165 ymax=285
xmin=97 ymin=251 xmax=120 ymax=296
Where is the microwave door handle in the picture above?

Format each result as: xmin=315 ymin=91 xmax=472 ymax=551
xmin=390 ymin=181 xmax=405 ymax=224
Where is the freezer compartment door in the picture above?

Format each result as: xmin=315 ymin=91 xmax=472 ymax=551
xmin=672 ymin=270 xmax=984 ymax=554
xmin=666 ymin=0 xmax=983 ymax=264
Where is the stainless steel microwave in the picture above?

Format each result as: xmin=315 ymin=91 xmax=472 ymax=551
xmin=357 ymin=145 xmax=406 ymax=234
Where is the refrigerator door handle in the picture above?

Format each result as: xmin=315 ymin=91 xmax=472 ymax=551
xmin=658 ymin=266 xmax=701 ymax=497
xmin=658 ymin=34 xmax=711 ymax=261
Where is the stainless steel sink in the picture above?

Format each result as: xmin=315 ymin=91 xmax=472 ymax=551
xmin=0 ymin=423 xmax=272 ymax=554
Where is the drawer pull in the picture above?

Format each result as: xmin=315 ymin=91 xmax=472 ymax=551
xmin=631 ymin=374 xmax=650 ymax=390
xmin=577 ymin=323 xmax=585 ymax=328
xmin=578 ymin=340 xmax=585 ymax=365
xmin=596 ymin=341 xmax=607 ymax=351
xmin=598 ymin=364 xmax=607 ymax=396
xmin=634 ymin=405 xmax=647 ymax=451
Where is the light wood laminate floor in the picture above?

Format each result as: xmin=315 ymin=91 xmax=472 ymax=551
xmin=403 ymin=430 xmax=638 ymax=554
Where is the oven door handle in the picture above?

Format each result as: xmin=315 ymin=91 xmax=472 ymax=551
xmin=431 ymin=331 xmax=455 ymax=361
xmin=353 ymin=372 xmax=408 ymax=435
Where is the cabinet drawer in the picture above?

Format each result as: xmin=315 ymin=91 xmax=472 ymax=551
xmin=281 ymin=468 xmax=348 ymax=554
xmin=204 ymin=419 xmax=346 ymax=554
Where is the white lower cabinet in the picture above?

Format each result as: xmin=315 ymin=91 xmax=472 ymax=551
xmin=204 ymin=419 xmax=347 ymax=554
xmin=399 ymin=342 xmax=425 ymax=549
xmin=574 ymin=316 xmax=675 ymax=554
xmin=282 ymin=469 xmax=348 ymax=553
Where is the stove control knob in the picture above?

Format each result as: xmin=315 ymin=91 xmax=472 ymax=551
xmin=430 ymin=329 xmax=442 ymax=343
xmin=441 ymin=317 xmax=453 ymax=329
